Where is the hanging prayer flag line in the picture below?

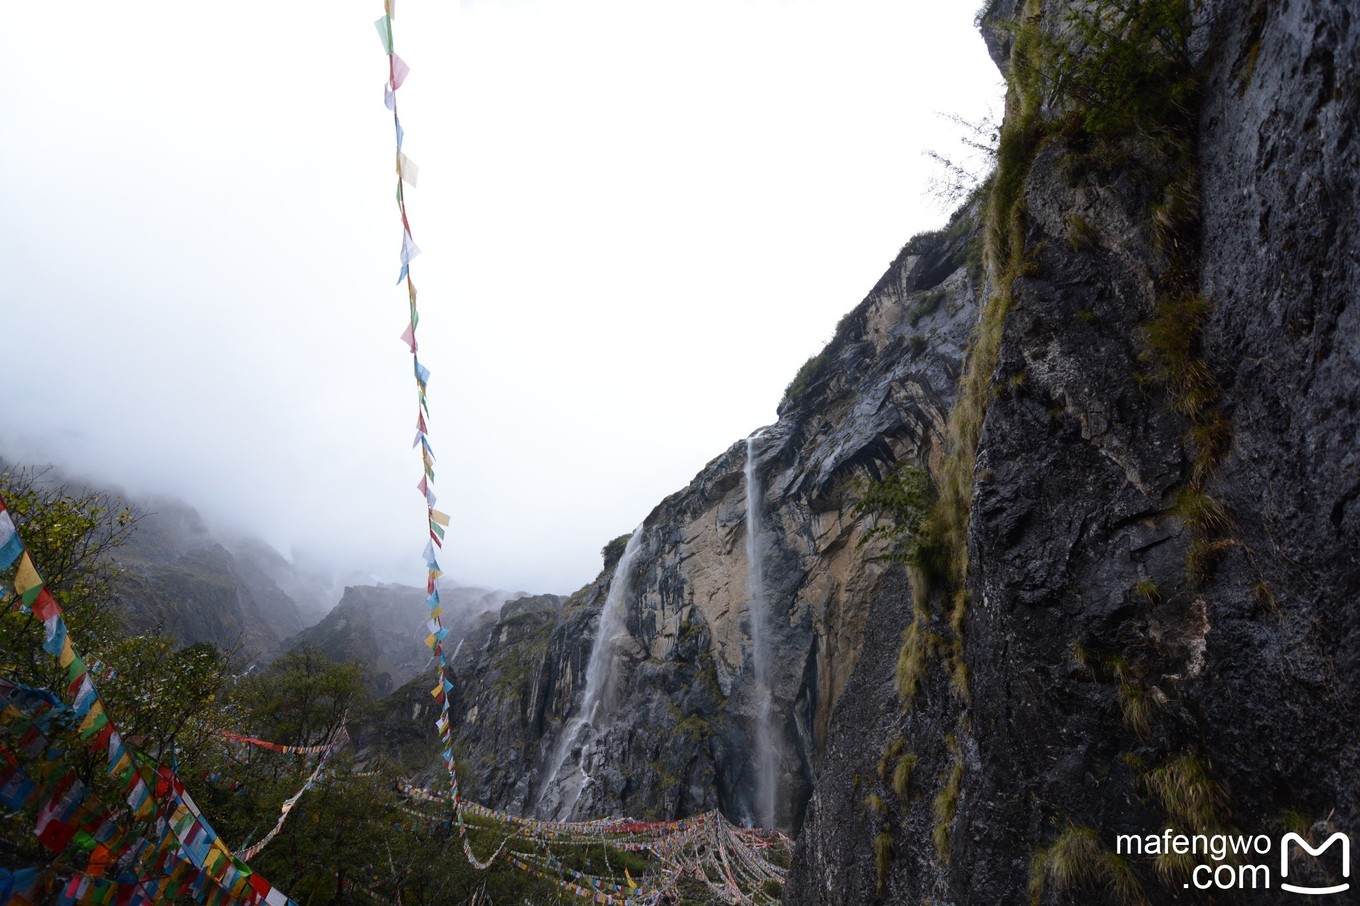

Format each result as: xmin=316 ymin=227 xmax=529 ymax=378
xmin=375 ymin=1 xmax=467 ymax=840
xmin=374 ymin=16 xmax=393 ymax=55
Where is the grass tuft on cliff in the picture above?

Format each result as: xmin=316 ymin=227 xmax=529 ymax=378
xmin=1029 ymin=823 xmax=1147 ymax=906
xmin=932 ymin=735 xmax=964 ymax=862
xmin=1141 ymin=752 xmax=1230 ymax=834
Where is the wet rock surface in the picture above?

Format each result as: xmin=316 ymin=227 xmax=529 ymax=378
xmin=787 ymin=1 xmax=1359 ymax=903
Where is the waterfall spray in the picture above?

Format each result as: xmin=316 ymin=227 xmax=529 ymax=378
xmin=536 ymin=525 xmax=645 ymax=817
xmin=745 ymin=432 xmax=778 ymax=829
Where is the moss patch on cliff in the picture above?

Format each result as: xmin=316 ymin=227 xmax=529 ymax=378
xmin=490 ymin=614 xmax=553 ymax=695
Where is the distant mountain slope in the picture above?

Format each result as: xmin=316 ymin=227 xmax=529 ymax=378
xmin=280 ymin=583 xmax=527 ymax=694
xmin=115 ymin=543 xmax=306 ymax=660
xmin=0 ymin=460 xmax=539 ymax=678
xmin=108 ymin=493 xmax=322 ymax=661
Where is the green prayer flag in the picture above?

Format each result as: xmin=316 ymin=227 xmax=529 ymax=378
xmin=374 ymin=16 xmax=393 ymax=54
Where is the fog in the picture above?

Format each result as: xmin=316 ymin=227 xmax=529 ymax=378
xmin=0 ymin=2 xmax=1002 ymax=596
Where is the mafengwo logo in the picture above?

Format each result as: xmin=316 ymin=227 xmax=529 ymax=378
xmin=1116 ymin=829 xmax=1350 ymax=894
xmin=1280 ymin=832 xmax=1350 ymax=896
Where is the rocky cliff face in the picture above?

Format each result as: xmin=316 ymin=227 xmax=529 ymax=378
xmin=786 ymin=0 xmax=1358 ymax=903
xmin=445 ymin=207 xmax=983 ymax=829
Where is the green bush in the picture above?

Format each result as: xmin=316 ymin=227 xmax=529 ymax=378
xmin=908 ymin=289 xmax=946 ymax=326
xmin=601 ymin=533 xmax=632 ymax=566
xmin=873 ymin=829 xmax=894 ymax=894
xmin=933 ymin=750 xmax=963 ymax=862
xmin=1040 ymin=0 xmax=1197 ymax=141
xmin=783 ymin=351 xmax=828 ymax=405
xmin=892 ymin=753 xmax=918 ymax=799
xmin=853 ymin=464 xmax=937 ymax=569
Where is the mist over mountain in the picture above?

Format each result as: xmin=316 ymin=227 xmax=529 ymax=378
xmin=0 ymin=459 xmax=534 ymax=669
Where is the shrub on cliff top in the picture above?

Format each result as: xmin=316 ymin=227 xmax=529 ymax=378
xmin=783 ymin=350 xmax=828 ymax=405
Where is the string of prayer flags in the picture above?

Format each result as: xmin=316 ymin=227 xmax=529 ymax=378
xmin=375 ymin=3 xmax=467 ymax=842
xmin=234 ymin=740 xmax=337 ymax=863
xmin=390 ymin=55 xmax=410 ymax=91
xmin=0 ymin=498 xmax=299 ymax=906
xmin=398 ymin=152 xmax=419 ymax=187
xmin=219 ymin=731 xmax=338 ymax=757
xmin=0 ymin=866 xmax=52 ymax=905
xmin=0 ymin=505 xmax=22 ymax=567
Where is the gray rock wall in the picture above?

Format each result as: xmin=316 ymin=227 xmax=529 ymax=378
xmin=787 ymin=0 xmax=1359 ymax=903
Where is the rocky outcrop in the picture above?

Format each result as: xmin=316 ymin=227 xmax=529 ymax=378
xmin=279 ymin=584 xmax=430 ymax=695
xmin=446 ymin=206 xmax=983 ymax=829
xmin=787 ymin=0 xmax=1359 ymax=903
xmin=439 ymin=594 xmax=571 ymax=803
xmin=281 ymin=584 xmax=520 ymax=695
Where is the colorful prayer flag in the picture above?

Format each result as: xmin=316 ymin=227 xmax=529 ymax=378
xmin=0 ymin=507 xmax=21 ymax=570
xmin=397 ymin=152 xmax=419 ymax=187
xmin=390 ymin=54 xmax=410 ymax=90
xmin=374 ymin=16 xmax=393 ymax=54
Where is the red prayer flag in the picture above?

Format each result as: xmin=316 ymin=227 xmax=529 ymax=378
xmin=32 ymin=589 xmax=60 ymax=621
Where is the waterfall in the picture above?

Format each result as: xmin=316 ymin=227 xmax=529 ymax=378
xmin=535 ymin=525 xmax=644 ymax=817
xmin=745 ymin=432 xmax=778 ymax=829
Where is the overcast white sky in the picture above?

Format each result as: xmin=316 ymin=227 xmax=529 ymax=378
xmin=0 ymin=2 xmax=1002 ymax=598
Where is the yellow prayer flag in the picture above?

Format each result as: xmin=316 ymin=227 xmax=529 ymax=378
xmin=14 ymin=553 xmax=41 ymax=596
xmin=78 ymin=701 xmax=104 ymax=733
xmin=429 ymin=509 xmax=450 ymax=526
xmin=59 ymin=635 xmax=77 ymax=669
xmin=111 ymin=751 xmax=133 ymax=777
